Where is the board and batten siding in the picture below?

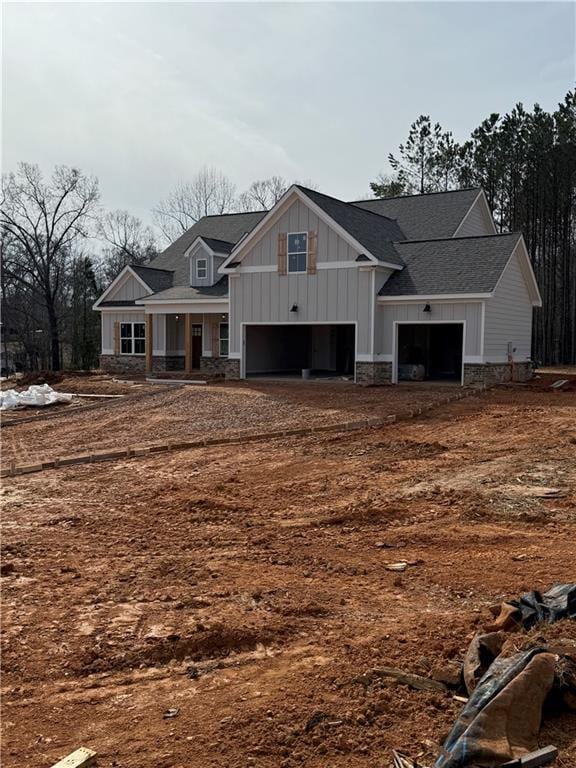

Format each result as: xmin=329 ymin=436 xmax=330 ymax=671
xmin=453 ymin=195 xmax=496 ymax=237
xmin=105 ymin=273 xmax=150 ymax=302
xmin=241 ymin=199 xmax=360 ymax=268
xmin=101 ymin=311 xmax=146 ymax=354
xmin=483 ymin=250 xmax=533 ymax=362
xmin=378 ymin=302 xmax=483 ymax=358
xmin=189 ymin=244 xmax=226 ymax=287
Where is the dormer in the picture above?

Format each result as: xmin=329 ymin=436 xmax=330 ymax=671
xmin=186 ymin=237 xmax=235 ymax=287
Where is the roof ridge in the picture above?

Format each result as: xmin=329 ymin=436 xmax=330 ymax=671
xmin=132 ymin=264 xmax=174 ymax=273
xmin=394 ymin=232 xmax=520 ymax=244
xmin=350 ymin=187 xmax=482 ymax=204
xmin=296 ymin=185 xmax=399 ymax=226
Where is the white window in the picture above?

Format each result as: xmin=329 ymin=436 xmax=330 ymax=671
xmin=219 ymin=323 xmax=229 ymax=357
xmin=196 ymin=258 xmax=208 ymax=280
xmin=287 ymin=232 xmax=308 ymax=273
xmin=120 ymin=322 xmax=145 ymax=355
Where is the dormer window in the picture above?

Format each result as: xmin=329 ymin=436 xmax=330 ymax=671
xmin=288 ymin=232 xmax=307 ymax=273
xmin=196 ymin=258 xmax=208 ymax=280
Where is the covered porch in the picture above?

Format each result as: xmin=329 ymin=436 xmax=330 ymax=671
xmin=142 ymin=305 xmax=229 ymax=376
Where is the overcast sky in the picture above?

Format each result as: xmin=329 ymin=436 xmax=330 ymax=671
xmin=2 ymin=1 xmax=574 ymax=228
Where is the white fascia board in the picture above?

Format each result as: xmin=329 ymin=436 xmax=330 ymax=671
xmin=378 ymin=293 xmax=490 ymax=303
xmin=92 ymin=265 xmax=152 ymax=310
xmin=136 ymin=298 xmax=229 ymax=306
xmin=184 ymin=236 xmax=228 ymax=260
xmin=516 ymin=237 xmax=542 ymax=306
xmin=219 ymin=186 xmax=396 ymax=273
xmin=98 ymin=306 xmax=146 ymax=313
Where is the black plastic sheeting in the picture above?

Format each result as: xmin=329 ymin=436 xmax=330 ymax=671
xmin=508 ymin=583 xmax=576 ymax=629
xmin=434 ymin=584 xmax=576 ymax=768
xmin=434 ymin=648 xmax=550 ymax=768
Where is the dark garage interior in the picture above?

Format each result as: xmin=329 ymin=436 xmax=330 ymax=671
xmin=245 ymin=324 xmax=355 ymax=379
xmin=397 ymin=323 xmax=463 ymax=382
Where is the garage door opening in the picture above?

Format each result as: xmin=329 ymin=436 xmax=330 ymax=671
xmin=245 ymin=324 xmax=355 ymax=380
xmin=396 ymin=323 xmax=463 ymax=383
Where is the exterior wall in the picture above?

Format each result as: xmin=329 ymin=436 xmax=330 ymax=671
xmin=105 ymin=272 xmax=150 ymax=302
xmin=356 ymin=362 xmax=392 ymax=386
xmin=453 ymin=195 xmax=496 ymax=237
xmin=483 ymin=250 xmax=533 ymax=363
xmin=463 ymin=361 xmax=533 ymax=387
xmin=166 ymin=314 xmax=185 ymax=354
xmin=378 ymin=301 xmax=483 ymax=358
xmin=100 ymin=310 xmax=146 ymax=355
xmin=100 ymin=354 xmax=145 ymax=374
xmin=200 ymin=356 xmax=228 ymax=376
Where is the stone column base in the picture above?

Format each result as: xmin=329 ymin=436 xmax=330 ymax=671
xmin=199 ymin=356 xmax=228 ymax=376
xmin=355 ymin=361 xmax=392 ymax=386
xmin=224 ymin=359 xmax=241 ymax=380
xmin=463 ymin=361 xmax=535 ymax=387
xmin=100 ymin=354 xmax=146 ymax=374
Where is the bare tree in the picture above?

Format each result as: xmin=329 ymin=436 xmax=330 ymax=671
xmin=238 ymin=176 xmax=289 ymax=211
xmin=152 ymin=167 xmax=236 ymax=243
xmin=98 ymin=209 xmax=158 ymax=281
xmin=1 ymin=163 xmax=99 ymax=370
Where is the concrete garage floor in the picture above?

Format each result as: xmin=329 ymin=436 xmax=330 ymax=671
xmin=1 ymin=382 xmax=575 ymax=768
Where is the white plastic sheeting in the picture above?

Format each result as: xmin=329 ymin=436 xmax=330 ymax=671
xmin=0 ymin=384 xmax=74 ymax=411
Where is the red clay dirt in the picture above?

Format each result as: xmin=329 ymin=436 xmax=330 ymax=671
xmin=1 ymin=382 xmax=575 ymax=768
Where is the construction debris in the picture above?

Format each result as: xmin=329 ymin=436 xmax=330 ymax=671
xmin=367 ymin=666 xmax=447 ymax=692
xmin=0 ymin=384 xmax=73 ymax=411
xmin=435 ymin=584 xmax=575 ymax=768
xmin=49 ymin=747 xmax=97 ymax=768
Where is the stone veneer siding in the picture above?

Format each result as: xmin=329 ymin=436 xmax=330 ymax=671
xmin=463 ymin=361 xmax=534 ymax=387
xmin=99 ymin=354 xmax=185 ymax=374
xmin=224 ymin=359 xmax=241 ymax=380
xmin=355 ymin=361 xmax=393 ymax=386
xmin=199 ymin=356 xmax=228 ymax=377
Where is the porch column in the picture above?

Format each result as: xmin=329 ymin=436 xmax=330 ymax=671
xmin=184 ymin=313 xmax=193 ymax=374
xmin=145 ymin=314 xmax=153 ymax=373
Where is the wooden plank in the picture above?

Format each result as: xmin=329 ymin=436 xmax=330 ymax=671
xmin=502 ymin=746 xmax=558 ymax=767
xmin=50 ymin=747 xmax=97 ymax=768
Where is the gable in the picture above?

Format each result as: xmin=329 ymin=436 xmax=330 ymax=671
xmin=453 ymin=191 xmax=496 ymax=237
xmin=236 ymin=198 xmax=362 ymax=269
xmin=94 ymin=267 xmax=152 ymax=308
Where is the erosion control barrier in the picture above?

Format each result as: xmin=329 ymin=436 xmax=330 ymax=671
xmin=1 ymin=386 xmax=484 ymax=479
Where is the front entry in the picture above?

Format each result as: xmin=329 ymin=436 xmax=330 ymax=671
xmin=192 ymin=324 xmax=202 ymax=368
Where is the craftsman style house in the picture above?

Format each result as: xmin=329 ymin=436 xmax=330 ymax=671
xmin=94 ymin=186 xmax=541 ymax=386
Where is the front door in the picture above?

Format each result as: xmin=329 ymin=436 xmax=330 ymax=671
xmin=192 ymin=325 xmax=202 ymax=368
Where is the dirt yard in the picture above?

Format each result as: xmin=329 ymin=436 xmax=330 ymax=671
xmin=1 ymin=381 xmax=575 ymax=768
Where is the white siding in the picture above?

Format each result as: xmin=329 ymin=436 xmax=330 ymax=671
xmin=484 ymin=250 xmax=533 ymax=362
xmin=454 ymin=195 xmax=496 ymax=237
xmin=378 ymin=301 xmax=483 ymax=358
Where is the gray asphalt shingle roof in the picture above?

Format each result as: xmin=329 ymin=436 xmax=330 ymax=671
xmin=352 ymin=188 xmax=482 ymax=241
xmin=379 ymin=233 xmax=521 ymax=296
xmin=296 ymin=186 xmax=405 ymax=267
xmin=201 ymin=237 xmax=235 ymax=254
xmin=139 ymin=276 xmax=229 ymax=302
xmin=130 ymin=264 xmax=174 ymax=293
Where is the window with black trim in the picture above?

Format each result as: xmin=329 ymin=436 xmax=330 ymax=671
xmin=120 ymin=322 xmax=145 ymax=355
xmin=219 ymin=323 xmax=229 ymax=357
xmin=287 ymin=232 xmax=307 ymax=273
xmin=196 ymin=258 xmax=208 ymax=280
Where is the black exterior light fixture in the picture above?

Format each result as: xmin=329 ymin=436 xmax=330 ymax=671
xmin=290 ymin=304 xmax=299 ymax=313
xmin=423 ymin=304 xmax=431 ymax=313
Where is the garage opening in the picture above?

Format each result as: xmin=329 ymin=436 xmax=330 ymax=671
xmin=396 ymin=323 xmax=463 ymax=383
xmin=245 ymin=324 xmax=355 ymax=380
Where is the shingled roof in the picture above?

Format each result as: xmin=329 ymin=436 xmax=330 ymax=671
xmin=352 ymin=188 xmax=482 ymax=241
xmin=379 ymin=233 xmax=522 ymax=297
xmin=138 ymin=276 xmax=229 ymax=302
xmin=295 ymin=187 xmax=405 ymax=267
xmin=130 ymin=264 xmax=174 ymax=293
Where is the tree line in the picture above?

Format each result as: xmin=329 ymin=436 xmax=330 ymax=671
xmin=371 ymin=90 xmax=576 ymax=365
xmin=1 ymin=90 xmax=574 ymax=371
